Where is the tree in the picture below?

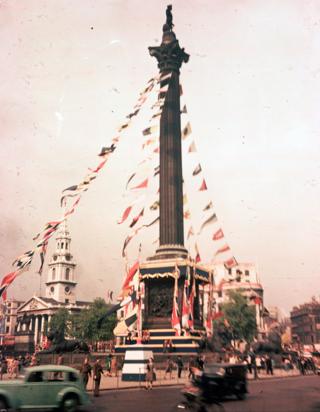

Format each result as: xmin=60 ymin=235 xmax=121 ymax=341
xmin=213 ymin=290 xmax=257 ymax=348
xmin=49 ymin=308 xmax=71 ymax=343
xmin=70 ymin=298 xmax=117 ymax=344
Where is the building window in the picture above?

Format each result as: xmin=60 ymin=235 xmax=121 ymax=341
xmin=66 ymin=268 xmax=70 ymax=280
xmin=5 ymin=326 xmax=9 ymax=333
xmin=228 ymin=268 xmax=232 ymax=275
xmin=245 ymin=270 xmax=249 ymax=276
xmin=65 ymin=299 xmax=69 ymax=304
xmin=52 ymin=268 xmax=56 ymax=280
xmin=57 ymin=243 xmax=60 ymax=249
xmin=66 ymin=243 xmax=68 ymax=250
xmin=61 ymin=242 xmax=64 ymax=249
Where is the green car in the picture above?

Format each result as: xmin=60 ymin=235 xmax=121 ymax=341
xmin=0 ymin=364 xmax=90 ymax=412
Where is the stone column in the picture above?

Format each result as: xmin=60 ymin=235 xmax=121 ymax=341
xmin=34 ymin=316 xmax=39 ymax=345
xmin=149 ymin=6 xmax=189 ymax=259
xmin=40 ymin=316 xmax=45 ymax=344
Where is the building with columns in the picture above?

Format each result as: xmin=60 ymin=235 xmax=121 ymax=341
xmin=15 ymin=219 xmax=91 ymax=350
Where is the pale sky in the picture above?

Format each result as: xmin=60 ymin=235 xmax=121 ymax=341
xmin=1 ymin=0 xmax=319 ymax=313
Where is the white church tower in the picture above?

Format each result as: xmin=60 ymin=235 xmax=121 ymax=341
xmin=45 ymin=219 xmax=77 ymax=304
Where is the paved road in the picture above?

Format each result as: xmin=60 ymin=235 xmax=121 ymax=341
xmin=84 ymin=375 xmax=320 ymax=412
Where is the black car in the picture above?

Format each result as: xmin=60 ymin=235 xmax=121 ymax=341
xmin=200 ymin=363 xmax=248 ymax=400
xmin=173 ymin=363 xmax=247 ymax=412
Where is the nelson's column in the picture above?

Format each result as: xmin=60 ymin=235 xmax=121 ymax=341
xmin=138 ymin=6 xmax=211 ymax=344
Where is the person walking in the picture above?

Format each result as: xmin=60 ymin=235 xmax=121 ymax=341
xmin=93 ymin=359 xmax=105 ymax=397
xmin=164 ymin=356 xmax=174 ymax=380
xmin=80 ymin=357 xmax=92 ymax=390
xmin=176 ymin=356 xmax=184 ymax=379
xmin=145 ymin=358 xmax=155 ymax=390
xmin=188 ymin=357 xmax=196 ymax=379
xmin=266 ymin=355 xmax=273 ymax=375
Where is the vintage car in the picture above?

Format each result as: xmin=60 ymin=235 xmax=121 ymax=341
xmin=0 ymin=364 xmax=90 ymax=412
xmin=200 ymin=363 xmax=248 ymax=400
xmin=174 ymin=363 xmax=248 ymax=411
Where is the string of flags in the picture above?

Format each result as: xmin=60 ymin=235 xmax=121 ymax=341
xmin=180 ymin=91 xmax=238 ymax=269
xmin=118 ymin=73 xmax=172 ymax=261
xmin=0 ymin=72 xmax=170 ymax=301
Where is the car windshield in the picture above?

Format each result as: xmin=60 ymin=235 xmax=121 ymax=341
xmin=204 ymin=365 xmax=226 ymax=376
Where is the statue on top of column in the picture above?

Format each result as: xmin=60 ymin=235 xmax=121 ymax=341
xmin=164 ymin=5 xmax=174 ymax=31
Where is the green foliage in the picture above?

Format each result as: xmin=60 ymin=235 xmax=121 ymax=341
xmin=49 ymin=308 xmax=71 ymax=343
xmin=70 ymin=298 xmax=117 ymax=343
xmin=213 ymin=290 xmax=257 ymax=347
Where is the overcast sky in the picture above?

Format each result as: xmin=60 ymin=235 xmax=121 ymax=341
xmin=1 ymin=0 xmax=319 ymax=313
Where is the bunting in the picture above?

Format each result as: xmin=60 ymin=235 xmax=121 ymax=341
xmin=171 ymin=265 xmax=181 ymax=336
xmin=199 ymin=179 xmax=207 ymax=192
xmin=118 ymin=206 xmax=133 ymax=225
xmin=212 ymin=228 xmax=224 ymax=241
xmin=192 ymin=164 xmax=202 ymax=176
xmin=215 ymin=244 xmax=231 ymax=255
xmin=198 ymin=213 xmax=217 ymax=234
xmin=188 ymin=141 xmax=197 ymax=153
xmin=224 ymin=256 xmax=238 ymax=269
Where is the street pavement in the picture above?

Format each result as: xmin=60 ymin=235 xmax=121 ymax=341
xmin=85 ymin=367 xmax=300 ymax=391
xmin=83 ymin=375 xmax=320 ymax=412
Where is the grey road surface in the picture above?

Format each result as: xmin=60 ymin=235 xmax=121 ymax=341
xmin=84 ymin=375 xmax=320 ymax=412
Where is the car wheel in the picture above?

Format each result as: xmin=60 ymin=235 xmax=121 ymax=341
xmin=0 ymin=398 xmax=7 ymax=411
xmin=60 ymin=394 xmax=79 ymax=412
xmin=171 ymin=401 xmax=196 ymax=411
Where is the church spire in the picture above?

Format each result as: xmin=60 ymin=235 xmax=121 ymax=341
xmin=45 ymin=217 xmax=77 ymax=304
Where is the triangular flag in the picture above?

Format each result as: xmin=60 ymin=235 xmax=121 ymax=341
xmin=199 ymin=179 xmax=207 ymax=191
xmin=212 ymin=228 xmax=224 ymax=241
xmin=188 ymin=141 xmax=197 ymax=153
xmin=192 ymin=164 xmax=202 ymax=176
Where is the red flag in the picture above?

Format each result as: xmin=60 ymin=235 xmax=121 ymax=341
xmin=171 ymin=266 xmax=181 ymax=336
xmin=194 ymin=243 xmax=201 ymax=263
xmin=199 ymin=179 xmax=207 ymax=191
xmin=212 ymin=228 xmax=224 ymax=241
xmin=181 ymin=278 xmax=190 ymax=329
xmin=188 ymin=272 xmax=195 ymax=329
xmin=254 ymin=296 xmax=262 ymax=305
xmin=131 ymin=178 xmax=148 ymax=190
xmin=212 ymin=311 xmax=223 ymax=320
xmin=121 ymin=261 xmax=139 ymax=293
xmin=0 ymin=271 xmax=18 ymax=301
xmin=117 ymin=206 xmax=133 ymax=224
xmin=224 ymin=257 xmax=237 ymax=269
xmin=215 ymin=244 xmax=231 ymax=255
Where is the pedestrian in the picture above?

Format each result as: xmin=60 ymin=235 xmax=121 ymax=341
xmin=0 ymin=357 xmax=6 ymax=380
xmin=196 ymin=355 xmax=204 ymax=371
xmin=164 ymin=356 xmax=174 ymax=379
xmin=105 ymin=354 xmax=112 ymax=376
xmin=93 ymin=359 xmax=105 ymax=397
xmin=57 ymin=354 xmax=63 ymax=366
xmin=145 ymin=358 xmax=156 ymax=390
xmin=80 ymin=357 xmax=92 ymax=390
xmin=13 ymin=358 xmax=19 ymax=379
xmin=266 ymin=356 xmax=273 ymax=375
xmin=111 ymin=355 xmax=117 ymax=377
xmin=176 ymin=356 xmax=184 ymax=378
xmin=188 ymin=357 xmax=196 ymax=379
xmin=251 ymin=353 xmax=258 ymax=380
